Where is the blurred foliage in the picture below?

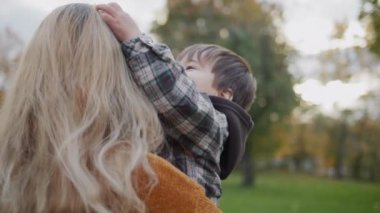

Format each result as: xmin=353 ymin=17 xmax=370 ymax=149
xmin=152 ymin=0 xmax=298 ymax=186
xmin=273 ymin=108 xmax=380 ymax=182
xmin=350 ymin=114 xmax=380 ymax=181
xmin=281 ymin=41 xmax=380 ymax=181
xmin=293 ymin=16 xmax=380 ymax=182
xmin=360 ymin=0 xmax=380 ymax=56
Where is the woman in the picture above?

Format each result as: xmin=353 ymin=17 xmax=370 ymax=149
xmin=0 ymin=3 xmax=219 ymax=212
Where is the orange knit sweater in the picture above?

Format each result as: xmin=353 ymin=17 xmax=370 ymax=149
xmin=137 ymin=154 xmax=222 ymax=213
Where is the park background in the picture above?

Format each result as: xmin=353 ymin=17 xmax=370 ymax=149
xmin=1 ymin=0 xmax=380 ymax=212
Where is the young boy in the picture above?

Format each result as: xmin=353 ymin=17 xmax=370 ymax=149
xmin=96 ymin=3 xmax=255 ymax=202
xmin=177 ymin=44 xmax=256 ymax=180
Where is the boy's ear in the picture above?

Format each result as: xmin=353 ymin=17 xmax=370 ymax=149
xmin=219 ymin=88 xmax=233 ymax=101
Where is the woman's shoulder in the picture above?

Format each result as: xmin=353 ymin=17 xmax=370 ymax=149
xmin=143 ymin=153 xmax=221 ymax=213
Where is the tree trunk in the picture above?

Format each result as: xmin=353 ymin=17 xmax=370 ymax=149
xmin=334 ymin=122 xmax=347 ymax=179
xmin=239 ymin=35 xmax=273 ymax=187
xmin=351 ymin=152 xmax=363 ymax=180
xmin=369 ymin=151 xmax=378 ymax=182
xmin=241 ymin=149 xmax=255 ymax=186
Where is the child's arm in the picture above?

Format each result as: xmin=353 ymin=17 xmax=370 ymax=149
xmin=96 ymin=3 xmax=228 ymax=162
xmin=122 ymin=36 xmax=228 ymax=157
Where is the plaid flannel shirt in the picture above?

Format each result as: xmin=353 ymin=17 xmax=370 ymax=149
xmin=121 ymin=34 xmax=228 ymax=200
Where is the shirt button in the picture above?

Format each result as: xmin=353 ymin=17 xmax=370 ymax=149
xmin=141 ymin=34 xmax=153 ymax=46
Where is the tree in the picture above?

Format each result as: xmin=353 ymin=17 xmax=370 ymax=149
xmin=152 ymin=0 xmax=298 ymax=186
xmin=291 ymin=18 xmax=380 ymax=181
xmin=360 ymin=0 xmax=380 ymax=56
xmin=350 ymin=113 xmax=380 ymax=182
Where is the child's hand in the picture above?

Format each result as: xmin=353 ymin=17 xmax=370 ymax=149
xmin=96 ymin=3 xmax=141 ymax=42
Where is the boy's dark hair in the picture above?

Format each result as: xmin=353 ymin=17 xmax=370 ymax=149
xmin=177 ymin=44 xmax=256 ymax=110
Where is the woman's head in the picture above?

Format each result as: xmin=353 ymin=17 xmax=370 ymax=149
xmin=0 ymin=3 xmax=162 ymax=212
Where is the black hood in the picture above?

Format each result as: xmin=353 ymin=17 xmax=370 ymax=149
xmin=209 ymin=96 xmax=253 ymax=180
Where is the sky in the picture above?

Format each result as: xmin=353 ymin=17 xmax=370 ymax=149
xmin=266 ymin=0 xmax=374 ymax=116
xmin=1 ymin=0 xmax=166 ymax=41
xmin=270 ymin=0 xmax=365 ymax=55
xmin=1 ymin=0 xmax=364 ymax=53
xmin=1 ymin=0 xmax=373 ymax=116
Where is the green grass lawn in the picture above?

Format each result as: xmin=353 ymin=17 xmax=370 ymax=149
xmin=219 ymin=172 xmax=380 ymax=213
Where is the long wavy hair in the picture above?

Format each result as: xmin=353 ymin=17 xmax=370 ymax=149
xmin=0 ymin=3 xmax=163 ymax=212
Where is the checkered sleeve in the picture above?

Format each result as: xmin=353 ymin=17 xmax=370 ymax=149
xmin=121 ymin=34 xmax=228 ymax=161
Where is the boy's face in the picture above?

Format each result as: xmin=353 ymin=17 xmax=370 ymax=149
xmin=179 ymin=57 xmax=219 ymax=96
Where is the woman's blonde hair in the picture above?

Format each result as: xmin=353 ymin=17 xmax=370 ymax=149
xmin=0 ymin=3 xmax=162 ymax=212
